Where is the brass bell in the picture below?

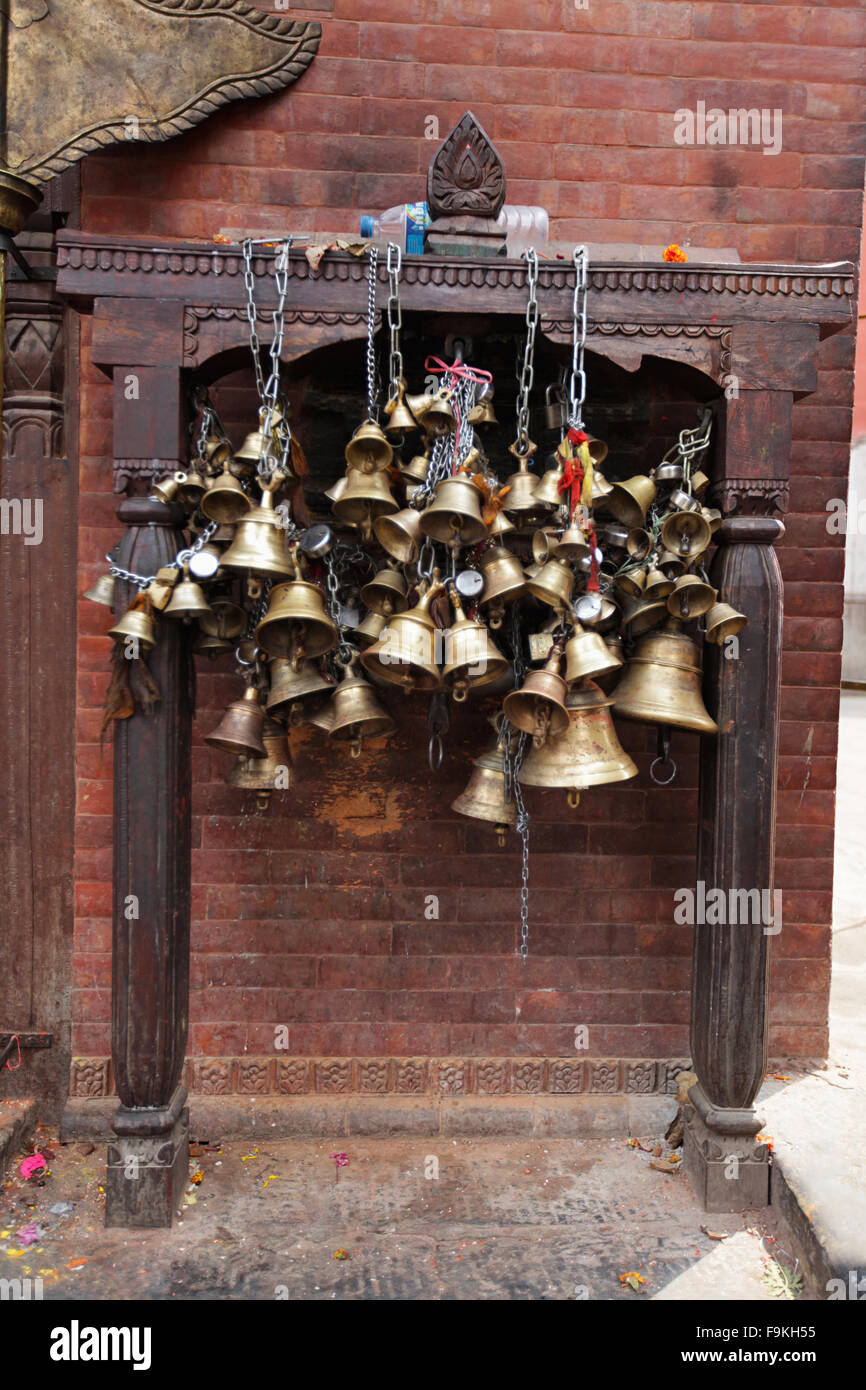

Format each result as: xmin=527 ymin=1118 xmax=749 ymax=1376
xmin=591 ymin=467 xmax=614 ymax=503
xmin=489 ymin=509 xmax=515 ymax=539
xmin=613 ymin=620 xmax=718 ymax=734
xmin=533 ymin=462 xmax=566 ymax=509
xmin=266 ymin=658 xmax=335 ymax=719
xmin=400 ymin=449 xmax=431 ymax=486
xmin=666 ymin=573 xmax=717 ymax=620
xmin=701 ymin=506 xmax=722 ymax=533
xmin=373 ymin=504 xmax=424 ymax=565
xmin=442 ymin=589 xmax=509 ymax=701
xmin=355 ymin=610 xmax=388 ymax=650
xmin=580 ymin=593 xmax=620 ymax=632
xmin=306 ymin=702 xmax=336 ymax=734
xmin=704 ymin=602 xmax=748 ymax=645
xmin=361 ymin=583 xmax=443 ymax=692
xmin=643 ymin=566 xmax=675 ymax=600
xmin=199 ymin=597 xmax=246 ymax=641
xmin=519 ymin=679 xmax=637 ymax=807
xmin=226 ymin=717 xmax=292 ymax=810
xmin=332 ymin=468 xmax=399 ymax=535
xmin=164 ymin=564 xmax=212 ymax=623
xmin=220 ymin=486 xmax=293 ymax=578
xmin=598 ymin=521 xmax=630 ymax=556
xmin=360 ymin=566 xmax=409 ymax=617
xmin=503 ymin=641 xmax=569 ymax=747
xmin=606 ymin=475 xmax=657 ymax=528
xmin=504 ymin=448 xmax=549 ymax=525
xmin=420 ymin=388 xmax=456 ymax=436
xmin=616 ymin=565 xmax=647 ymax=600
xmin=658 ymin=548 xmax=686 ymax=578
xmin=205 ymin=684 xmax=268 ymax=757
xmin=526 ymin=554 xmax=575 ymax=612
xmin=659 ymin=508 xmax=712 ymax=559
xmin=653 ymin=459 xmax=683 ymax=487
xmin=345 ymin=417 xmax=394 ymax=472
xmin=479 ymin=544 xmax=525 ymax=627
xmin=384 ymin=383 xmax=419 ymax=434
xmin=83 ymin=572 xmax=115 ymax=608
xmin=327 ymin=658 xmax=396 ymax=757
xmin=193 ymin=631 xmax=234 ymax=660
xmin=419 ymin=475 xmax=487 ymax=545
xmin=151 ymin=472 xmax=187 ymax=507
xmin=178 ymin=468 xmax=207 ymax=507
xmin=205 ymin=437 xmax=232 ymax=468
xmin=553 ymin=525 xmax=591 ymax=562
xmin=467 ymin=393 xmax=498 ymax=429
xmin=626 ymin=528 xmax=652 ymax=561
xmin=620 ymin=593 xmax=668 ymax=636
xmin=452 ymin=740 xmax=516 ymax=845
xmin=584 ymin=435 xmax=609 ymax=467
xmin=597 ymin=634 xmax=625 ymax=693
xmin=201 ymin=469 xmax=252 ymax=525
xmin=255 ymin=561 xmax=338 ymax=661
xmin=108 ymin=603 xmax=156 ymax=651
xmin=325 ymin=476 xmax=347 ymax=504
xmin=564 ymin=623 xmax=623 ymax=685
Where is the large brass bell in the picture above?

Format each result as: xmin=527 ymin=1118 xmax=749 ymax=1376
xmin=606 ymin=475 xmax=656 ymax=528
xmin=266 ymin=658 xmax=335 ymax=721
xmin=526 ymin=554 xmax=575 ymax=612
xmin=373 ymin=504 xmax=424 ymax=564
xmin=84 ymin=572 xmax=115 ymax=608
xmin=666 ymin=573 xmax=717 ymax=620
xmin=479 ymin=544 xmax=525 ymax=628
xmin=205 ymin=684 xmax=268 ymax=757
xmin=564 ymin=623 xmax=623 ymax=684
xmin=332 ymin=468 xmax=398 ymax=536
xmin=327 ymin=657 xmax=396 ymax=757
xmin=384 ymin=383 xmax=419 ymax=434
xmin=164 ymin=564 xmax=212 ymax=623
xmin=503 ymin=641 xmax=569 ymax=747
xmin=201 ymin=469 xmax=252 ymax=525
xmin=442 ymin=589 xmax=509 ymax=701
xmin=360 ymin=566 xmax=408 ymax=617
xmin=345 ymin=417 xmax=393 ymax=472
xmin=519 ymin=679 xmax=638 ymax=807
xmin=613 ymin=620 xmax=718 ymax=734
xmin=226 ymin=717 xmax=292 ymax=810
xmin=704 ymin=602 xmax=748 ymax=645
xmin=419 ymin=475 xmax=487 ymax=544
xmin=255 ymin=559 xmax=338 ymax=662
xmin=108 ymin=603 xmax=156 ymax=651
xmin=452 ymin=739 xmax=516 ymax=845
xmin=361 ymin=583 xmax=443 ymax=692
xmin=420 ymin=388 xmax=455 ymax=436
xmin=659 ymin=507 xmax=711 ymax=559
xmin=220 ymin=485 xmax=293 ymax=579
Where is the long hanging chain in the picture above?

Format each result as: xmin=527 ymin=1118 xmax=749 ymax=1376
xmin=241 ymin=238 xmax=292 ymax=480
xmin=242 ymin=240 xmax=267 ymax=405
xmin=503 ymin=603 xmax=531 ymax=963
xmin=385 ymin=242 xmax=403 ymax=406
xmin=567 ymin=245 xmax=589 ymax=429
xmin=365 ymin=245 xmax=380 ymax=419
xmin=513 ymin=247 xmax=539 ymax=455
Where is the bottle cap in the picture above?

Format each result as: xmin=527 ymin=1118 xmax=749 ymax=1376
xmin=360 ymin=215 xmax=373 ymax=238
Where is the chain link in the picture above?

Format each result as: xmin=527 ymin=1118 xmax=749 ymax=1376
xmin=385 ymin=242 xmax=403 ymax=405
xmin=567 ymin=245 xmax=589 ymax=429
xmin=366 ymin=245 xmax=380 ymax=419
xmin=513 ymin=248 xmax=539 ymax=454
xmin=502 ymin=723 xmax=531 ymax=964
xmin=242 ymin=240 xmax=266 ymax=404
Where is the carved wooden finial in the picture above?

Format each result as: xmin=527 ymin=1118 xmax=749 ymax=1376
xmin=426 ymin=111 xmax=506 ymax=221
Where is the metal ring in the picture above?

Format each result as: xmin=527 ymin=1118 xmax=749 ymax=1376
xmin=649 ymin=755 xmax=677 ymax=786
xmin=428 ymin=733 xmax=444 ymax=773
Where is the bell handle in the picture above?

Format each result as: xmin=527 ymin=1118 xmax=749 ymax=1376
xmin=508 ymin=439 xmax=538 ymax=465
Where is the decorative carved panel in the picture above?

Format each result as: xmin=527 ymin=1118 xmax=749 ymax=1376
xmin=426 ymin=112 xmax=506 ymax=220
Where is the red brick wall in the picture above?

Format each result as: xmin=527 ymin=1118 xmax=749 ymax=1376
xmin=71 ymin=1 xmax=865 ymax=1096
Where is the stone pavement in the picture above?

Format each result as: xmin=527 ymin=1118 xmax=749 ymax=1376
xmin=0 ymin=1130 xmax=807 ymax=1301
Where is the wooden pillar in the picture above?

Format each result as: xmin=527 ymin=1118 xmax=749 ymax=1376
xmin=104 ymin=495 xmax=192 ymax=1227
xmin=684 ymin=389 xmax=791 ymax=1211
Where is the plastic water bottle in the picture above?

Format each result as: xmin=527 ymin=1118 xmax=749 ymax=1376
xmin=360 ymin=202 xmax=429 ymax=254
xmin=497 ymin=205 xmax=550 ymax=257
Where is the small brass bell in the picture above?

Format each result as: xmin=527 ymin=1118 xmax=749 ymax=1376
xmin=220 ymin=485 xmax=293 ymax=578
xmin=373 ymin=504 xmax=424 ymax=565
xmin=332 ymin=468 xmax=399 ymax=534
xmin=503 ymin=641 xmax=569 ymax=747
xmin=653 ymin=459 xmax=683 ymax=487
xmin=360 ymin=566 xmax=409 ymax=618
xmin=467 ymin=388 xmax=498 ymax=429
xmin=606 ymin=475 xmax=656 ymax=528
xmin=526 ymin=554 xmax=575 ymax=612
xmin=199 ymin=598 xmax=246 ymax=641
xmin=666 ymin=573 xmax=717 ymax=620
xmin=503 ymin=446 xmax=548 ymax=526
xmin=704 ymin=602 xmax=748 ymax=645
xmin=178 ymin=468 xmax=207 ymax=507
xmin=151 ymin=472 xmax=187 ymax=507
xmin=442 ymin=589 xmax=509 ymax=701
xmin=201 ymin=469 xmax=252 ymax=525
xmin=657 ymin=548 xmax=687 ymax=578
xmin=327 ymin=657 xmax=396 ymax=757
xmin=659 ymin=508 xmax=712 ymax=559
xmin=205 ymin=684 xmax=268 ymax=757
xmin=613 ymin=619 xmax=718 ymax=734
xmin=307 ymin=702 xmax=336 ymax=734
xmin=255 ymin=559 xmax=338 ymax=661
xmin=266 ymin=658 xmax=335 ymax=720
xmin=591 ymin=468 xmax=614 ymax=503
xmin=325 ymin=476 xmax=347 ymax=504
xmin=361 ymin=583 xmax=444 ymax=692
xmin=108 ymin=603 xmax=156 ymax=651
xmin=205 ymin=437 xmax=232 ymax=468
xmin=384 ymin=383 xmax=419 ymax=434
xmin=83 ymin=572 xmax=115 ymax=608
xmin=598 ymin=521 xmax=630 ymax=556
xmin=419 ymin=475 xmax=487 ymax=545
xmin=626 ymin=528 xmax=652 ymax=561
xmin=701 ymin=506 xmax=722 ymax=533
xmin=479 ymin=544 xmax=525 ymax=628
xmin=400 ymin=449 xmax=431 ymax=486
xmin=553 ymin=525 xmax=591 ymax=563
xmin=620 ymin=593 xmax=668 ymax=636
xmin=584 ymin=435 xmax=609 ymax=467
xmin=489 ymin=509 xmax=516 ymax=539
xmin=616 ymin=565 xmax=647 ymax=600
xmin=643 ymin=566 xmax=675 ymax=600
xmin=564 ymin=623 xmax=623 ymax=685
xmin=452 ymin=740 xmax=516 ymax=845
xmin=226 ymin=717 xmax=292 ymax=810
xmin=420 ymin=388 xmax=456 ymax=436
xmin=164 ymin=564 xmax=212 ymax=623
xmin=519 ymin=679 xmax=637 ymax=807
xmin=345 ymin=417 xmax=394 ymax=472
xmin=355 ymin=610 xmax=388 ymax=650
xmin=533 ymin=461 xmax=566 ymax=509
xmin=193 ymin=631 xmax=234 ymax=660
xmin=596 ymin=634 xmax=625 ymax=693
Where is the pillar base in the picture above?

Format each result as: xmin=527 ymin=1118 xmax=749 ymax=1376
xmin=105 ymin=1086 xmax=189 ymax=1228
xmin=683 ymin=1084 xmax=770 ymax=1212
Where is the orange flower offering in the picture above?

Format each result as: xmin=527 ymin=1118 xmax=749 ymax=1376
xmin=663 ymin=243 xmax=688 ymax=263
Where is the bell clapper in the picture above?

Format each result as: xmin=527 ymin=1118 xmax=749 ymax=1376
xmin=567 ymin=788 xmax=581 ymax=810
xmin=650 ymin=726 xmax=678 ymax=785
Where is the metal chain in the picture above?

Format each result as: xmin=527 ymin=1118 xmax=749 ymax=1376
xmin=513 ymin=248 xmax=539 ymax=454
xmin=385 ymin=241 xmax=403 ymax=404
xmin=106 ymin=521 xmax=218 ymax=590
xmin=365 ymin=245 xmax=380 ymax=419
xmin=324 ymin=552 xmax=356 ymax=662
xmin=242 ymin=240 xmax=266 ymax=404
xmin=502 ymin=724 xmax=531 ymax=964
xmin=567 ymin=245 xmax=589 ymax=429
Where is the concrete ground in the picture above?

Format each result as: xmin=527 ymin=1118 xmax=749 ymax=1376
xmin=0 ymin=1131 xmax=805 ymax=1301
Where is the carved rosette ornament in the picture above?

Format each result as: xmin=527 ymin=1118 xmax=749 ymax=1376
xmin=427 ymin=112 xmax=506 ymax=219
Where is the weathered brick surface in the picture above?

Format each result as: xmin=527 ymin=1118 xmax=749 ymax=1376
xmin=71 ymin=0 xmax=865 ymax=1069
